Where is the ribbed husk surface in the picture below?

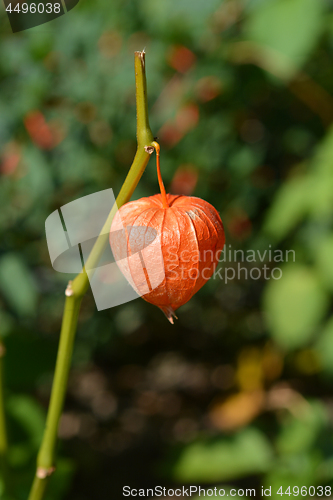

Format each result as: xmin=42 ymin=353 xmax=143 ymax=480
xmin=110 ymin=193 xmax=225 ymax=323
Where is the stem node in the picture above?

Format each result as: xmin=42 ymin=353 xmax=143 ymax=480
xmin=36 ymin=467 xmax=56 ymax=479
xmin=144 ymin=145 xmax=155 ymax=154
xmin=65 ymin=280 xmax=74 ymax=297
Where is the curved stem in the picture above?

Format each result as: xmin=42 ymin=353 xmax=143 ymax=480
xmin=0 ymin=340 xmax=9 ymax=493
xmin=28 ymin=50 xmax=155 ymax=500
xmin=0 ymin=342 xmax=7 ymax=456
xmin=28 ymin=475 xmax=48 ymax=500
xmin=152 ymin=141 xmax=169 ymax=208
xmin=35 ymin=296 xmax=81 ymax=472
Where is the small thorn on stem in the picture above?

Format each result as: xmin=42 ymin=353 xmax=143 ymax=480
xmin=36 ymin=466 xmax=56 ymax=479
xmin=65 ymin=281 xmax=74 ymax=297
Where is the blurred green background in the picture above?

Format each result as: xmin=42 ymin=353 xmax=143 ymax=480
xmin=1 ymin=0 xmax=333 ymax=498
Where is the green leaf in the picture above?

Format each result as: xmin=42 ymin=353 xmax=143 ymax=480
xmin=264 ymin=126 xmax=333 ymax=240
xmin=172 ymin=428 xmax=273 ymax=482
xmin=263 ymin=265 xmax=329 ymax=350
xmin=307 ymin=174 xmax=333 ymax=218
xmin=314 ymin=236 xmax=333 ymax=292
xmin=140 ymin=0 xmax=221 ymax=38
xmin=244 ymin=0 xmax=324 ymax=78
xmin=315 ymin=316 xmax=333 ymax=374
xmin=264 ymin=454 xmax=320 ymax=500
xmin=311 ymin=124 xmax=333 ymax=176
xmin=7 ymin=394 xmax=45 ymax=448
xmin=0 ymin=254 xmax=38 ymax=316
xmin=276 ymin=401 xmax=327 ymax=455
xmin=263 ymin=176 xmax=310 ymax=241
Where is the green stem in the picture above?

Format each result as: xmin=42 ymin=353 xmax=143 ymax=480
xmin=0 ymin=340 xmax=8 ymax=492
xmin=35 ymin=296 xmax=82 ymax=471
xmin=28 ymin=475 xmax=48 ymax=500
xmin=28 ymin=50 xmax=154 ymax=500
xmin=0 ymin=342 xmax=7 ymax=456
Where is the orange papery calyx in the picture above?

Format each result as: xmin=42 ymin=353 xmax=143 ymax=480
xmin=109 ymin=142 xmax=225 ymax=323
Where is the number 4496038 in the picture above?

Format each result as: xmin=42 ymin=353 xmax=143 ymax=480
xmin=5 ymin=3 xmax=61 ymax=13
xmin=277 ymin=486 xmax=331 ymax=496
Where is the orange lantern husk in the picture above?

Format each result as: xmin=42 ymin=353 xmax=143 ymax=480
xmin=110 ymin=144 xmax=225 ymax=323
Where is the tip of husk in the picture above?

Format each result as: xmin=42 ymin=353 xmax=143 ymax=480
xmin=159 ymin=305 xmax=178 ymax=324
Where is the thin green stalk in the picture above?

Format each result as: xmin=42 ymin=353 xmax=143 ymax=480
xmin=0 ymin=340 xmax=8 ymax=491
xmin=0 ymin=342 xmax=7 ymax=456
xmin=28 ymin=50 xmax=154 ymax=500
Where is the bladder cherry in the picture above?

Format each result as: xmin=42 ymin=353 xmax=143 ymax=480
xmin=110 ymin=143 xmax=225 ymax=323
